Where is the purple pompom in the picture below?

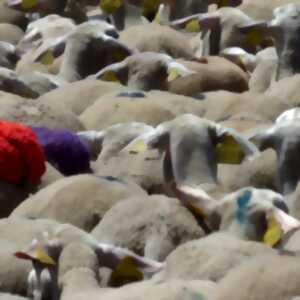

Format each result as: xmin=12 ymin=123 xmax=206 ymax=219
xmin=31 ymin=127 xmax=91 ymax=176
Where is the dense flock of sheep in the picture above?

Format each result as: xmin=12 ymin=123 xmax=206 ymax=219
xmin=2 ymin=0 xmax=300 ymax=299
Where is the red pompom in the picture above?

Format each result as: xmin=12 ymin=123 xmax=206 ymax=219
xmin=0 ymin=120 xmax=46 ymax=185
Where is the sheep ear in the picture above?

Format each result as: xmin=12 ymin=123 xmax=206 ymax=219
xmin=172 ymin=13 xmax=220 ymax=32
xmin=238 ymin=21 xmax=268 ymax=47
xmin=34 ymin=248 xmax=56 ymax=265
xmin=215 ymin=127 xmax=259 ymax=164
xmin=99 ymin=69 xmax=120 ymax=82
xmin=121 ymin=130 xmax=160 ymax=154
xmin=123 ymin=137 xmax=149 ymax=154
xmin=14 ymin=247 xmax=56 ymax=266
xmin=109 ymin=256 xmax=144 ymax=286
xmin=106 ymin=39 xmax=134 ymax=62
xmin=176 ymin=185 xmax=216 ymax=215
xmin=141 ymin=0 xmax=161 ymax=22
xmin=215 ymin=133 xmax=246 ymax=164
xmin=141 ymin=16 xmax=151 ymax=24
xmin=216 ymin=0 xmax=241 ymax=8
xmin=216 ymin=0 xmax=229 ymax=7
xmin=171 ymin=15 xmax=202 ymax=32
xmin=99 ymin=0 xmax=124 ymax=14
xmin=246 ymin=125 xmax=275 ymax=152
xmin=38 ymin=50 xmax=55 ymax=65
xmin=185 ymin=18 xmax=201 ymax=32
xmin=174 ymin=185 xmax=217 ymax=233
xmin=94 ymin=60 xmax=128 ymax=83
xmin=167 ymin=62 xmax=195 ymax=82
xmin=198 ymin=13 xmax=220 ymax=29
xmin=34 ymin=38 xmax=66 ymax=65
xmin=22 ymin=0 xmax=39 ymax=9
xmin=96 ymin=244 xmax=163 ymax=285
xmin=263 ymin=216 xmax=283 ymax=247
xmin=263 ymin=209 xmax=300 ymax=247
xmin=152 ymin=4 xmax=162 ymax=24
xmin=152 ymin=3 xmax=169 ymax=25
xmin=6 ymin=0 xmax=39 ymax=10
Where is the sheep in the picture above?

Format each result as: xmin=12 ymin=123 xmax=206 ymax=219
xmin=79 ymin=92 xmax=175 ymax=131
xmin=38 ymin=162 xmax=64 ymax=190
xmin=170 ymin=7 xmax=267 ymax=55
xmin=0 ymin=41 xmax=20 ymax=69
xmin=220 ymin=46 xmax=277 ymax=74
xmin=94 ymin=53 xmax=248 ymax=96
xmin=266 ymin=74 xmax=300 ymax=109
xmin=198 ymin=90 xmax=288 ymax=123
xmin=32 ymin=20 xmax=133 ymax=82
xmin=213 ymin=253 xmax=300 ymax=300
xmin=238 ymin=0 xmax=300 ymax=21
xmin=180 ymin=187 xmax=298 ymax=246
xmin=16 ymin=15 xmax=76 ymax=55
xmin=155 ymin=232 xmax=276 ymax=282
xmin=93 ymin=52 xmax=196 ymax=92
xmin=15 ymin=232 xmax=214 ymax=300
xmin=18 ymin=71 xmax=63 ymax=96
xmin=94 ymin=144 xmax=164 ymax=194
xmin=77 ymin=122 xmax=154 ymax=161
xmin=91 ymin=194 xmax=204 ymax=261
xmin=0 ymin=0 xmax=28 ymax=29
xmin=168 ymin=57 xmax=249 ymax=95
xmin=250 ymin=119 xmax=300 ymax=195
xmin=10 ymin=174 xmax=146 ymax=232
xmin=101 ymin=0 xmax=242 ymax=30
xmin=119 ymin=23 xmax=201 ymax=60
xmin=14 ymin=224 xmax=163 ymax=299
xmin=0 ymin=23 xmax=24 ymax=45
xmin=123 ymin=114 xmax=258 ymax=210
xmin=0 ymin=92 xmax=85 ymax=131
xmin=6 ymin=0 xmax=98 ymax=24
xmin=0 ymin=67 xmax=38 ymax=98
xmin=219 ymin=149 xmax=279 ymax=193
xmin=0 ymin=218 xmax=64 ymax=296
xmin=37 ymin=79 xmax=126 ymax=115
xmin=0 ymin=294 xmax=29 ymax=300
xmin=239 ymin=3 xmax=300 ymax=83
xmin=16 ymin=19 xmax=125 ymax=81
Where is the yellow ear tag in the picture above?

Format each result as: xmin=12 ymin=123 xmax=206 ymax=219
xmin=167 ymin=68 xmax=180 ymax=82
xmin=100 ymin=0 xmax=123 ymax=14
xmin=217 ymin=0 xmax=228 ymax=7
xmin=143 ymin=0 xmax=160 ymax=15
xmin=100 ymin=70 xmax=120 ymax=82
xmin=185 ymin=19 xmax=201 ymax=32
xmin=39 ymin=50 xmax=55 ymax=65
xmin=188 ymin=203 xmax=206 ymax=218
xmin=110 ymin=256 xmax=143 ymax=286
xmin=153 ymin=7 xmax=161 ymax=24
xmin=112 ymin=49 xmax=127 ymax=62
xmin=261 ymin=37 xmax=274 ymax=48
xmin=263 ymin=217 xmax=283 ymax=247
xmin=22 ymin=0 xmax=38 ymax=9
xmin=216 ymin=134 xmax=245 ymax=164
xmin=35 ymin=248 xmax=56 ymax=265
xmin=246 ymin=28 xmax=263 ymax=47
xmin=126 ymin=139 xmax=148 ymax=154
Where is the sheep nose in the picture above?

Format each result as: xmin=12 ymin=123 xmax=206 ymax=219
xmin=106 ymin=29 xmax=119 ymax=39
xmin=273 ymin=199 xmax=289 ymax=214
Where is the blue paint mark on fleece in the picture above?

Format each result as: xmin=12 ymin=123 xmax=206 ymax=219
xmin=236 ymin=190 xmax=252 ymax=223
